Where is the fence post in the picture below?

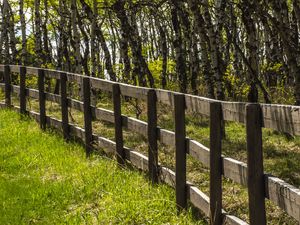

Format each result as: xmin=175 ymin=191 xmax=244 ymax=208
xmin=60 ymin=72 xmax=69 ymax=140
xmin=174 ymin=94 xmax=187 ymax=211
xmin=209 ymin=102 xmax=223 ymax=225
xmin=4 ymin=65 xmax=11 ymax=107
xmin=20 ymin=66 xmax=27 ymax=114
xmin=38 ymin=69 xmax=46 ymax=130
xmin=83 ymin=77 xmax=93 ymax=156
xmin=246 ymin=103 xmax=266 ymax=225
xmin=113 ymin=83 xmax=125 ymax=165
xmin=147 ymin=89 xmax=158 ymax=183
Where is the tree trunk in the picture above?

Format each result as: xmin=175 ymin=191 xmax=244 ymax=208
xmin=19 ymin=0 xmax=27 ymax=65
xmin=170 ymin=0 xmax=187 ymax=93
xmin=90 ymin=0 xmax=97 ymax=77
xmin=202 ymin=0 xmax=224 ymax=100
xmin=113 ymin=0 xmax=155 ymax=87
xmin=34 ymin=0 xmax=43 ymax=66
xmin=71 ymin=0 xmax=82 ymax=74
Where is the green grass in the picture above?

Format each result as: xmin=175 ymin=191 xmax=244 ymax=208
xmin=0 ymin=109 xmax=206 ymax=225
xmin=1 ymin=86 xmax=299 ymax=224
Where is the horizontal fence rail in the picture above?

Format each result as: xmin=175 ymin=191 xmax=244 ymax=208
xmin=0 ymin=64 xmax=299 ymax=225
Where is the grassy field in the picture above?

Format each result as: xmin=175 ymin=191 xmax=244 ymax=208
xmin=1 ymin=81 xmax=300 ymax=224
xmin=0 ymin=109 xmax=206 ymax=225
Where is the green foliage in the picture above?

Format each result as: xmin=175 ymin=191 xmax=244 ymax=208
xmin=223 ymin=64 xmax=249 ymax=100
xmin=147 ymin=58 xmax=176 ymax=88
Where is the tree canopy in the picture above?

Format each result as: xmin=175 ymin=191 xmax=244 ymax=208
xmin=1 ymin=0 xmax=300 ymax=104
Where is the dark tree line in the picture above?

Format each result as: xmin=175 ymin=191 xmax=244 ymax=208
xmin=0 ymin=0 xmax=300 ymax=104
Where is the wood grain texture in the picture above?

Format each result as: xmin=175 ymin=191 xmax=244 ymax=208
xmin=6 ymin=65 xmax=300 ymax=135
xmin=147 ymin=89 xmax=158 ymax=183
xmin=246 ymin=104 xmax=266 ymax=225
xmin=174 ymin=94 xmax=187 ymax=210
xmin=83 ymin=77 xmax=93 ymax=156
xmin=38 ymin=69 xmax=46 ymax=130
xmin=113 ymin=83 xmax=125 ymax=165
xmin=26 ymin=67 xmax=39 ymax=75
xmin=265 ymin=175 xmax=300 ymax=222
xmin=60 ymin=72 xmax=69 ymax=140
xmin=4 ymin=65 xmax=11 ymax=107
xmin=44 ymin=69 xmax=60 ymax=79
xmin=89 ymin=77 xmax=114 ymax=92
xmin=9 ymin=65 xmax=20 ymax=73
xmin=209 ymin=102 xmax=223 ymax=225
xmin=119 ymin=83 xmax=149 ymax=100
xmin=19 ymin=66 xmax=27 ymax=114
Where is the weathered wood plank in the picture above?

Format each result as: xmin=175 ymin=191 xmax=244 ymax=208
xmin=20 ymin=66 xmax=27 ymax=114
xmin=223 ymin=157 xmax=247 ymax=186
xmin=94 ymin=136 xmax=116 ymax=154
xmin=222 ymin=102 xmax=246 ymax=124
xmin=160 ymin=166 xmax=176 ymax=188
xmin=26 ymin=67 xmax=39 ymax=75
xmin=148 ymin=89 xmax=158 ymax=183
xmin=174 ymin=94 xmax=187 ymax=210
xmin=119 ymin=83 xmax=149 ymax=100
xmin=155 ymin=89 xmax=175 ymax=106
xmin=188 ymin=184 xmax=210 ymax=217
xmin=66 ymin=72 xmax=83 ymax=84
xmin=68 ymin=99 xmax=84 ymax=111
xmin=261 ymin=104 xmax=300 ymax=135
xmin=246 ymin=104 xmax=266 ymax=225
xmin=187 ymin=139 xmax=210 ymax=167
xmin=126 ymin=149 xmax=149 ymax=171
xmin=158 ymin=128 xmax=175 ymax=146
xmin=38 ymin=69 xmax=46 ymax=130
xmin=27 ymin=88 xmax=39 ymax=99
xmin=9 ymin=65 xmax=20 ymax=73
xmin=185 ymin=94 xmax=212 ymax=116
xmin=113 ymin=83 xmax=125 ymax=165
xmin=4 ymin=65 xmax=11 ymax=107
xmin=210 ymin=102 xmax=223 ymax=225
xmin=44 ymin=69 xmax=60 ymax=80
xmin=69 ymin=125 xmax=86 ymax=141
xmin=93 ymin=107 xmax=114 ymax=123
xmin=123 ymin=116 xmax=148 ymax=136
xmin=90 ymin=77 xmax=114 ymax=92
xmin=83 ymin=77 xmax=93 ymax=156
xmin=224 ymin=215 xmax=249 ymax=225
xmin=265 ymin=175 xmax=300 ymax=222
xmin=46 ymin=116 xmax=63 ymax=129
xmin=45 ymin=92 xmax=61 ymax=103
xmin=60 ymin=72 xmax=69 ymax=140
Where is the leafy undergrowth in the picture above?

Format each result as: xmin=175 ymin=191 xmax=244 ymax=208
xmin=0 ymin=109 xmax=206 ymax=225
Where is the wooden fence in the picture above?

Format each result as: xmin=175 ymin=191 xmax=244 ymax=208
xmin=0 ymin=64 xmax=299 ymax=225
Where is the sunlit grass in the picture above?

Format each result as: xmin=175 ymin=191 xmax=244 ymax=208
xmin=0 ymin=109 xmax=205 ymax=225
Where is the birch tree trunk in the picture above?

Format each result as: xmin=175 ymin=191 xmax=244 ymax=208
xmin=19 ymin=0 xmax=27 ymax=65
xmin=202 ymin=0 xmax=224 ymax=100
xmin=90 ymin=0 xmax=97 ymax=77
xmin=71 ymin=0 xmax=82 ymax=74
xmin=113 ymin=0 xmax=155 ymax=87
xmin=34 ymin=0 xmax=42 ymax=66
xmin=170 ymin=0 xmax=187 ymax=93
